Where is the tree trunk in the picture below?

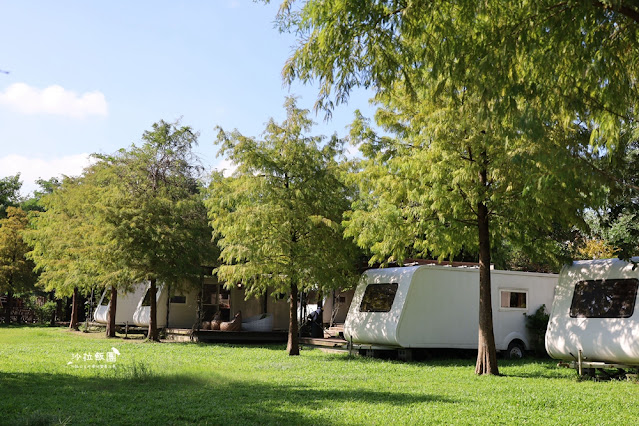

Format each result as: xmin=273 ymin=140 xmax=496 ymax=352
xmin=4 ymin=290 xmax=13 ymax=324
xmin=55 ymin=297 xmax=63 ymax=326
xmin=106 ymin=285 xmax=117 ymax=337
xmin=49 ymin=292 xmax=56 ymax=326
xmin=147 ymin=279 xmax=159 ymax=341
xmin=69 ymin=287 xmax=80 ymax=331
xmin=475 ymin=199 xmax=500 ymax=375
xmin=287 ymin=281 xmax=300 ymax=356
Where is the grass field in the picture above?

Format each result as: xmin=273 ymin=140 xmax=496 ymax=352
xmin=0 ymin=326 xmax=637 ymax=425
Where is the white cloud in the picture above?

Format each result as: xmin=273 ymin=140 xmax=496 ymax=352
xmin=0 ymin=153 xmax=94 ymax=196
xmin=0 ymin=83 xmax=108 ymax=118
xmin=213 ymin=158 xmax=237 ymax=177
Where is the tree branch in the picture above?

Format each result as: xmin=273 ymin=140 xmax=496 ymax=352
xmin=592 ymin=1 xmax=639 ymax=24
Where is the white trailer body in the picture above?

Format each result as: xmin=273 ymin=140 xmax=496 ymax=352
xmin=545 ymin=257 xmax=639 ymax=365
xmin=132 ymin=282 xmax=199 ymax=329
xmin=93 ymin=285 xmax=147 ymax=325
xmin=344 ymin=265 xmax=557 ymax=353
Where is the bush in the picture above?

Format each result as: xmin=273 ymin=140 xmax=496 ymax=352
xmin=526 ymin=304 xmax=550 ymax=356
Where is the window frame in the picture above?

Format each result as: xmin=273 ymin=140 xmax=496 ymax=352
xmin=499 ymin=289 xmax=529 ymax=311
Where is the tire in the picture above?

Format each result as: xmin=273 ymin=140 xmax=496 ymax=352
xmin=506 ymin=341 xmax=525 ymax=359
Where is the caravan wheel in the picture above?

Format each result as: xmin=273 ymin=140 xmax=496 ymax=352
xmin=506 ymin=341 xmax=525 ymax=359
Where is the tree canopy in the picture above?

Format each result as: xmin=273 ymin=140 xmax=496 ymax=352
xmin=279 ymin=1 xmax=639 ymax=145
xmin=0 ymin=175 xmax=22 ymax=218
xmin=207 ymin=97 xmax=359 ymax=355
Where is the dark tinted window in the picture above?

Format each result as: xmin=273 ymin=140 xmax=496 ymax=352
xmin=570 ymin=279 xmax=638 ymax=318
xmin=360 ymin=283 xmax=399 ymax=312
xmin=170 ymin=295 xmax=186 ymax=304
xmin=141 ymin=289 xmax=152 ymax=307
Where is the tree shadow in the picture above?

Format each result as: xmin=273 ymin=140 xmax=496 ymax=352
xmin=0 ymin=369 xmax=458 ymax=425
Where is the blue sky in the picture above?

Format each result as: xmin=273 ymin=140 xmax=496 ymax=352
xmin=0 ymin=1 xmax=374 ymax=195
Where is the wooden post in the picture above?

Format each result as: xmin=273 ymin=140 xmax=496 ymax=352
xmin=578 ymin=350 xmax=583 ymax=376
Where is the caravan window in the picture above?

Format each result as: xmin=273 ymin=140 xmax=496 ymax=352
xmin=570 ymin=279 xmax=638 ymax=318
xmin=500 ymin=290 xmax=527 ymax=309
xmin=360 ymin=283 xmax=398 ymax=312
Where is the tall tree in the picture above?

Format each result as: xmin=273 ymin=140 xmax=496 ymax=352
xmin=0 ymin=207 xmax=37 ymax=323
xmin=346 ymin=83 xmax=602 ymax=374
xmin=275 ymin=0 xmax=632 ymax=373
xmin=95 ymin=120 xmax=215 ymax=341
xmin=26 ymin=176 xmax=108 ymax=332
xmin=207 ymin=97 xmax=359 ymax=356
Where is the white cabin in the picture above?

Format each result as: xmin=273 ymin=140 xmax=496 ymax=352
xmin=132 ymin=282 xmax=199 ymax=329
xmin=344 ymin=265 xmax=558 ymax=356
xmin=545 ymin=257 xmax=639 ymax=365
xmin=94 ymin=285 xmax=147 ymax=325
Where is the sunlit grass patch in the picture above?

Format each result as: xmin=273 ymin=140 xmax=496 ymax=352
xmin=1 ymin=325 xmax=637 ymax=425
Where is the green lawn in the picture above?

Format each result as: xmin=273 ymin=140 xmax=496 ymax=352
xmin=0 ymin=326 xmax=637 ymax=425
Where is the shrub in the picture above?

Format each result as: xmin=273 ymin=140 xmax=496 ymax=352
xmin=526 ymin=304 xmax=550 ymax=356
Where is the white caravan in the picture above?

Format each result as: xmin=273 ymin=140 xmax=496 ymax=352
xmin=545 ymin=257 xmax=639 ymax=366
xmin=344 ymin=265 xmax=558 ymax=357
xmin=132 ymin=282 xmax=199 ymax=329
xmin=94 ymin=285 xmax=147 ymax=325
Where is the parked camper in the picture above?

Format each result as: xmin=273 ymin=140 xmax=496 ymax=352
xmin=344 ymin=265 xmax=558 ymax=357
xmin=94 ymin=285 xmax=147 ymax=325
xmin=545 ymin=257 xmax=639 ymax=367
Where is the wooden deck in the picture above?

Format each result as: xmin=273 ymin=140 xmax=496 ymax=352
xmin=165 ymin=328 xmax=347 ymax=347
xmin=300 ymin=337 xmax=348 ymax=349
xmin=165 ymin=328 xmax=288 ymax=344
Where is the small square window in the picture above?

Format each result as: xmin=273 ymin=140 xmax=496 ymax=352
xmin=500 ymin=290 xmax=527 ymax=309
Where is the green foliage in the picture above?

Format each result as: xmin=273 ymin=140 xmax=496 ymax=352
xmin=0 ymin=207 xmax=37 ymax=295
xmin=583 ymin=140 xmax=639 ymax=259
xmin=94 ymin=120 xmax=215 ymax=288
xmin=344 ymin=81 xmax=602 ymax=268
xmin=20 ymin=177 xmax=62 ymax=213
xmin=280 ymin=1 xmax=639 ymax=148
xmin=0 ymin=174 xmax=22 ymax=218
xmin=25 ymin=176 xmax=105 ymax=297
xmin=207 ymin=97 xmax=359 ymax=299
xmin=525 ymin=304 xmax=550 ymax=355
xmin=2 ymin=327 xmax=639 ymax=424
xmin=26 ymin=121 xmax=215 ymax=303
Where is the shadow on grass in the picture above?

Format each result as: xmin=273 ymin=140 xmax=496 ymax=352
xmin=0 ymin=368 xmax=456 ymax=425
xmin=319 ymin=350 xmax=570 ymax=380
